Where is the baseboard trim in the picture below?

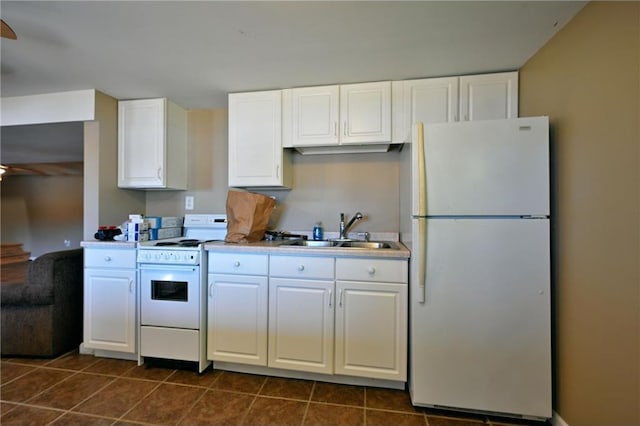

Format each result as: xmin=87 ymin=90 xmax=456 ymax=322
xmin=552 ymin=411 xmax=570 ymax=426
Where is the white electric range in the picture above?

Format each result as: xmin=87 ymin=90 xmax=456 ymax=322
xmin=136 ymin=214 xmax=226 ymax=373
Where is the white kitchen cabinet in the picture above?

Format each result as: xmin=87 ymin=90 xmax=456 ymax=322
xmin=335 ymin=258 xmax=408 ymax=381
xmin=291 ymin=85 xmax=340 ymax=147
xmin=228 ymin=90 xmax=292 ymax=188
xmin=392 ymin=77 xmax=459 ymax=143
xmin=83 ymin=247 xmax=137 ymax=354
xmin=393 ymin=71 xmax=518 ymax=143
xmin=268 ymin=278 xmax=334 ymax=374
xmin=268 ymin=255 xmax=335 ymax=374
xmin=207 ymin=252 xmax=268 ymax=366
xmin=287 ymin=81 xmax=391 ymax=151
xmin=459 ymin=71 xmax=518 ymax=121
xmin=118 ymin=98 xmax=187 ymax=189
xmin=340 ymin=81 xmax=391 ymax=145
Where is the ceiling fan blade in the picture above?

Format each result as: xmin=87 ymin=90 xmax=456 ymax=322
xmin=1 ymin=19 xmax=17 ymax=40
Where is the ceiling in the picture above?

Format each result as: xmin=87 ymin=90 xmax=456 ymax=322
xmin=1 ymin=1 xmax=586 ymax=111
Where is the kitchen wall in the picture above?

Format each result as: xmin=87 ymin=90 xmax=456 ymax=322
xmin=0 ymin=175 xmax=83 ymax=258
xmin=520 ymin=2 xmax=639 ymax=426
xmin=146 ymin=109 xmax=402 ymax=236
xmin=84 ymin=91 xmax=146 ymax=239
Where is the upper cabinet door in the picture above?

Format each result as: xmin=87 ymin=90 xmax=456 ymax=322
xmin=394 ymin=77 xmax=459 ymax=143
xmin=291 ymin=85 xmax=339 ymax=147
xmin=118 ymin=98 xmax=166 ymax=188
xmin=228 ymin=90 xmax=289 ymax=188
xmin=118 ymin=98 xmax=187 ymax=189
xmin=340 ymin=81 xmax=391 ymax=145
xmin=459 ymin=71 xmax=518 ymax=121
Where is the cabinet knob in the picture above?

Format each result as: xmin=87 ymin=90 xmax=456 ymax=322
xmin=234 ymin=261 xmax=241 ymax=267
xmin=368 ymin=266 xmax=376 ymax=275
xmin=104 ymin=256 xmax=112 ymax=262
xmin=297 ymin=265 xmax=305 ymax=272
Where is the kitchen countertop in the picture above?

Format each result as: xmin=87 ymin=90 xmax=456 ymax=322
xmin=204 ymin=240 xmax=410 ymax=259
xmin=80 ymin=237 xmax=411 ymax=259
xmin=81 ymin=240 xmax=137 ymax=248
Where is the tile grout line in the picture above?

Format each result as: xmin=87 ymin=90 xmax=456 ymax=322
xmin=7 ymin=356 xmax=186 ymax=425
xmin=110 ymin=367 xmax=169 ymax=425
xmin=300 ymin=380 xmax=316 ymax=426
xmin=49 ymin=371 xmax=119 ymax=424
xmin=363 ymin=386 xmax=367 ymax=426
xmin=4 ymin=350 xmax=89 ymax=425
xmin=0 ymin=363 xmax=36 ymax=387
xmin=237 ymin=372 xmax=268 ymax=426
xmin=21 ymin=368 xmax=82 ymax=406
xmin=173 ymin=378 xmax=211 ymax=426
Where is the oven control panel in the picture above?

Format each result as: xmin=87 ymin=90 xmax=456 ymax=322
xmin=137 ymin=249 xmax=200 ymax=265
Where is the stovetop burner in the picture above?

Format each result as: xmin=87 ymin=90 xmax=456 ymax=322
xmin=154 ymin=238 xmax=221 ymax=247
xmin=178 ymin=239 xmax=200 ymax=247
xmin=155 ymin=241 xmax=179 ymax=247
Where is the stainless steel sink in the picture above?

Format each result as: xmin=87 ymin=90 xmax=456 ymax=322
xmin=280 ymin=240 xmax=399 ymax=250
xmin=331 ymin=241 xmax=395 ymax=249
xmin=282 ymin=240 xmax=333 ymax=247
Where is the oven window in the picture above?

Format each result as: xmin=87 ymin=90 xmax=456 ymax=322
xmin=151 ymin=280 xmax=188 ymax=302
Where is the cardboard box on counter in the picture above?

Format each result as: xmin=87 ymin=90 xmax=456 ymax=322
xmin=127 ymin=222 xmax=149 ymax=234
xmin=126 ymin=231 xmax=149 ymax=242
xmin=144 ymin=216 xmax=183 ymax=229
xmin=126 ymin=221 xmax=150 ymax=242
xmin=149 ymin=227 xmax=182 ymax=240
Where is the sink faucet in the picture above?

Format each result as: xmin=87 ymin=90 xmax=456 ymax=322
xmin=339 ymin=212 xmax=363 ymax=240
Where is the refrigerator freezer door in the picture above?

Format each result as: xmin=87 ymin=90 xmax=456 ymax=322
xmin=412 ymin=117 xmax=549 ymax=217
xmin=409 ymin=218 xmax=551 ymax=418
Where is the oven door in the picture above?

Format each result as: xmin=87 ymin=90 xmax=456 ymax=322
xmin=140 ymin=264 xmax=200 ymax=329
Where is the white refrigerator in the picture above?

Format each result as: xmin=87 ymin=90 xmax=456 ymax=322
xmin=407 ymin=117 xmax=552 ymax=420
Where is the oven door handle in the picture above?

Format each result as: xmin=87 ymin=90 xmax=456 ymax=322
xmin=139 ymin=264 xmax=198 ymax=272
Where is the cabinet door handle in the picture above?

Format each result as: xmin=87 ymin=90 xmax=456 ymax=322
xmin=157 ymin=167 xmax=162 ymax=180
xmin=339 ymin=289 xmax=344 ymax=307
xmin=329 ymin=289 xmax=332 ymax=308
xmin=129 ymin=280 xmax=134 ymax=293
xmin=334 ymin=122 xmax=337 ymax=137
xmin=343 ymin=121 xmax=347 ymax=136
xmin=209 ymin=283 xmax=214 ymax=297
xmin=276 ymin=165 xmax=280 ymax=178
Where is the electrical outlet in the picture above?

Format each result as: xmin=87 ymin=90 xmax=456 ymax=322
xmin=185 ymin=195 xmax=195 ymax=210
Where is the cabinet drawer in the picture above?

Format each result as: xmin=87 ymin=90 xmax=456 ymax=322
xmin=336 ymin=258 xmax=407 ymax=283
xmin=85 ymin=248 xmax=136 ymax=269
xmin=270 ymin=256 xmax=335 ymax=280
xmin=208 ymin=252 xmax=268 ymax=275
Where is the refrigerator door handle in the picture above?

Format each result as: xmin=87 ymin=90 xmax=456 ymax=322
xmin=416 ymin=122 xmax=427 ymax=217
xmin=418 ymin=217 xmax=427 ymax=303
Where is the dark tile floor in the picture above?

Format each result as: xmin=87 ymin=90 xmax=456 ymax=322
xmin=1 ymin=350 xmax=548 ymax=426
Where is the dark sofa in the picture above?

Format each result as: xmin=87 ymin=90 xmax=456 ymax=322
xmin=1 ymin=248 xmax=83 ymax=357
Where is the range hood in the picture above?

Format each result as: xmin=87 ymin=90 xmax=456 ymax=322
xmin=292 ymin=143 xmax=392 ymax=155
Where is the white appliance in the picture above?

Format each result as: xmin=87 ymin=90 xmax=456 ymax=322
xmin=407 ymin=117 xmax=552 ymax=420
xmin=137 ymin=214 xmax=227 ymax=373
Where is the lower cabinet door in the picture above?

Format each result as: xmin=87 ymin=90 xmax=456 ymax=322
xmin=335 ymin=281 xmax=407 ymax=381
xmin=83 ymin=268 xmax=136 ymax=353
xmin=207 ymin=274 xmax=268 ymax=366
xmin=268 ymin=278 xmax=334 ymax=374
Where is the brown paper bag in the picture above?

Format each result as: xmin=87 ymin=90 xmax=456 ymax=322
xmin=225 ymin=190 xmax=276 ymax=243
